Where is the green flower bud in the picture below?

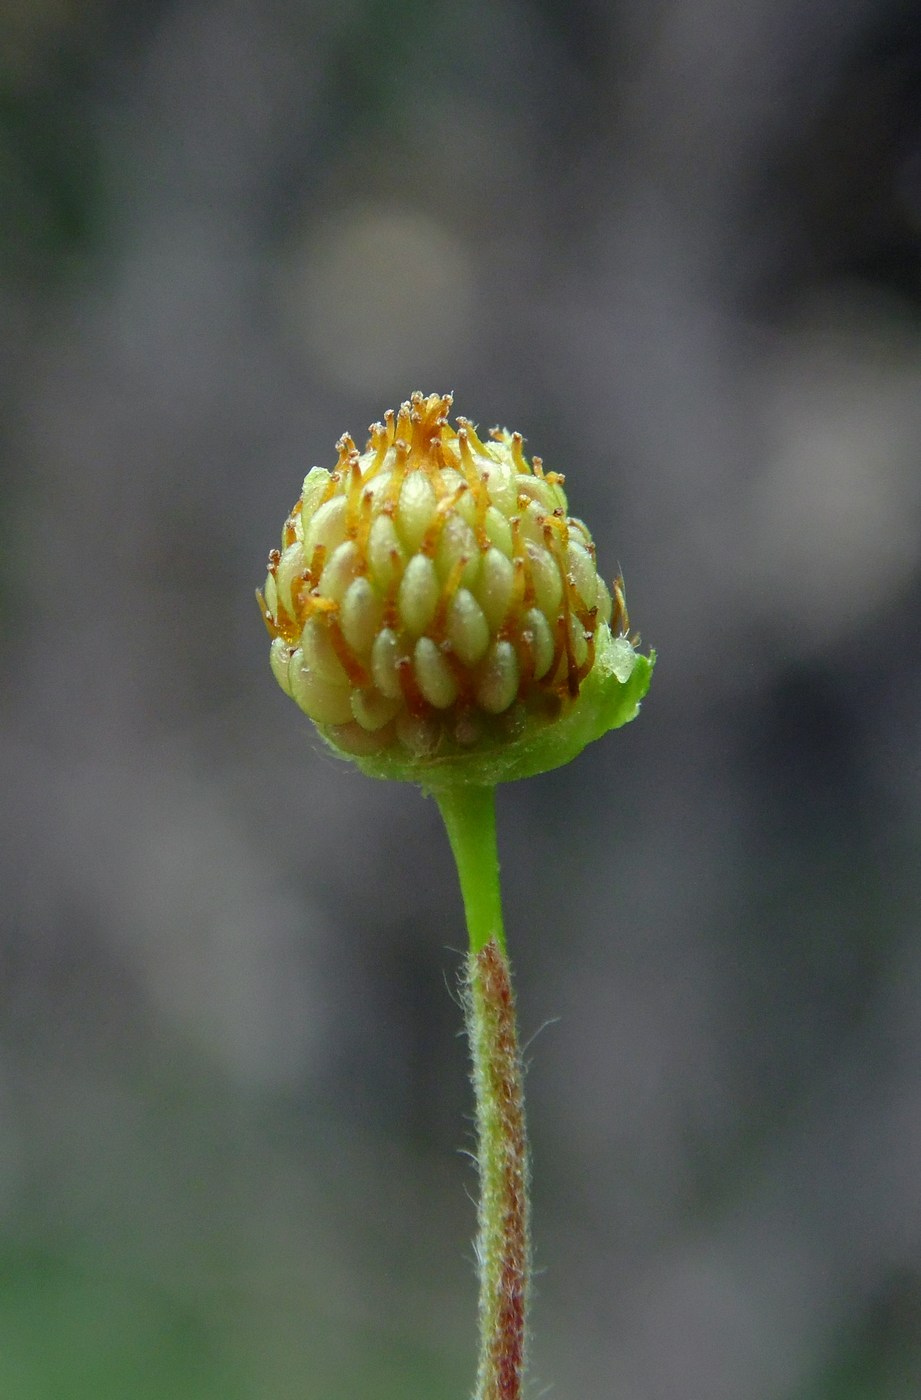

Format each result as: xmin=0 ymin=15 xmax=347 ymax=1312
xmin=258 ymin=392 xmax=653 ymax=789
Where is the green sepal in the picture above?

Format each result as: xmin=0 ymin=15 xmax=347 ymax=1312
xmin=317 ymin=628 xmax=655 ymax=792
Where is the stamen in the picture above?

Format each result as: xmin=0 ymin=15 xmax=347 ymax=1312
xmin=420 ymin=483 xmax=469 ymax=558
xmin=431 ymin=554 xmax=470 ymax=639
xmin=327 ymin=616 xmax=371 ymax=687
xmin=335 ymin=433 xmax=357 ymax=469
xmin=345 ymin=453 xmax=364 ymax=537
xmin=455 ymin=416 xmax=488 ymax=456
xmin=396 ymin=653 xmax=429 ymax=719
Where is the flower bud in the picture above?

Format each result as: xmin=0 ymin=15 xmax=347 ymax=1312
xmin=258 ymin=393 xmax=652 ymax=788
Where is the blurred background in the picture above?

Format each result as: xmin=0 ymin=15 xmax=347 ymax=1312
xmin=2 ymin=1 xmax=921 ymax=1396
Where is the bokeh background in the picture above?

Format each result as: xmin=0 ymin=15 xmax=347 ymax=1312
xmin=3 ymin=1 xmax=921 ymax=1396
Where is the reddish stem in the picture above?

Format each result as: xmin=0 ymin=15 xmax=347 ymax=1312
xmin=467 ymin=937 xmax=529 ymax=1400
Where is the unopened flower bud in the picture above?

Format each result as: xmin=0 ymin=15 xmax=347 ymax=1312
xmin=258 ymin=393 xmax=652 ymax=788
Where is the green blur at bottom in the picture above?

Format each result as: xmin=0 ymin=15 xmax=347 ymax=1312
xmin=0 ymin=1242 xmax=463 ymax=1400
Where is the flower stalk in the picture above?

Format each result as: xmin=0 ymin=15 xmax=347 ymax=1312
xmin=257 ymin=392 xmax=654 ymax=1397
xmin=437 ymin=786 xmax=528 ymax=1400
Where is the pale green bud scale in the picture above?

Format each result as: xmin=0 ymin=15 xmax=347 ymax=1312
xmin=398 ymin=553 xmax=440 ymax=636
xmin=370 ymin=628 xmax=403 ymax=699
xmin=302 ymin=616 xmax=349 ymax=686
xmin=525 ymin=542 xmax=564 ymax=617
xmin=414 ymin=636 xmax=460 ymax=710
xmin=367 ymin=514 xmax=405 ymax=591
xmin=398 ymin=471 xmax=438 ymax=552
xmin=305 ymin=494 xmax=347 ymax=556
xmin=521 ymin=607 xmax=555 ymax=680
xmin=567 ymin=540 xmax=598 ymax=609
xmin=339 ymin=577 xmax=384 ymax=655
xmin=483 ymin=506 xmax=514 ymax=555
xmin=299 ymin=468 xmax=331 ymax=525
xmin=274 ymin=542 xmax=306 ymax=618
xmin=477 ymin=639 xmax=520 ymax=715
xmin=289 ymin=656 xmax=352 ymax=726
xmin=435 ymin=519 xmax=480 ymax=591
xmin=447 ymin=588 xmax=490 ymax=667
xmin=478 ymin=547 xmax=516 ymax=630
xmin=318 ymin=540 xmax=361 ymax=604
xmin=270 ymin=635 xmax=294 ymax=695
xmin=351 ymin=686 xmax=401 ymax=732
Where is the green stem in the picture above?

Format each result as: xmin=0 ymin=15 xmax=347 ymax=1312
xmin=435 ymin=785 xmax=529 ymax=1400
xmin=435 ymin=785 xmax=506 ymax=954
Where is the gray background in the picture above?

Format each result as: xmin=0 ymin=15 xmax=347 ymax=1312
xmin=2 ymin=1 xmax=921 ymax=1396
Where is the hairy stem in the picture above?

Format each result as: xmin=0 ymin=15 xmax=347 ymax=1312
xmin=466 ymin=937 xmax=529 ymax=1400
xmin=436 ymin=787 xmax=529 ymax=1400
